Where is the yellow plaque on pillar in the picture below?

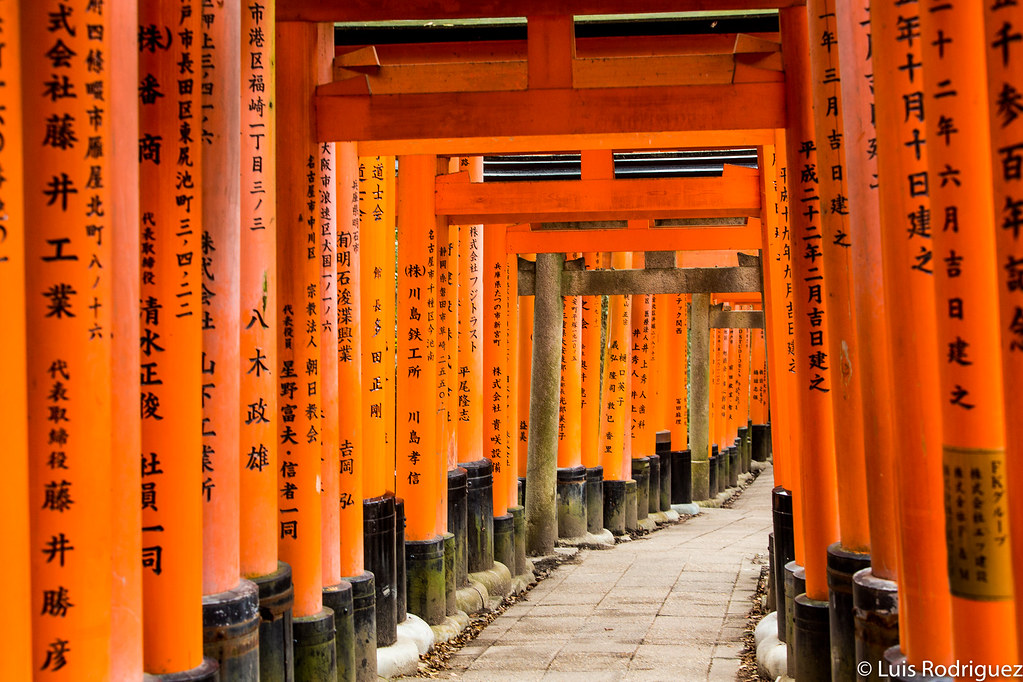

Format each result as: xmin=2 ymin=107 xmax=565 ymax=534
xmin=943 ymin=446 xmax=1013 ymax=601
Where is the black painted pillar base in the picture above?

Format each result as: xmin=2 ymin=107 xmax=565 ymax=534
xmin=632 ymin=458 xmax=650 ymax=520
xmin=625 ymin=479 xmax=639 ymax=531
xmin=795 ymin=594 xmax=832 ymax=681
xmin=752 ymin=423 xmax=769 ymax=462
xmin=293 ymin=608 xmax=337 ymax=682
xmin=854 ymin=568 xmax=898 ymax=682
xmin=647 ymin=454 xmax=661 ymax=515
xmin=323 ymin=581 xmax=356 ymax=682
xmin=517 ymin=476 xmax=525 ymax=509
xmin=460 ymin=459 xmax=495 ymax=574
xmin=708 ymin=446 xmax=719 ymax=497
xmin=202 ymin=579 xmax=260 ymax=681
xmin=253 ymin=561 xmax=295 ymax=682
xmin=670 ymin=450 xmax=692 ymax=505
xmin=728 ymin=444 xmax=739 ymax=487
xmin=603 ymin=479 xmax=627 ymax=535
xmin=493 ymin=514 xmax=515 ymax=572
xmin=509 ymin=505 xmax=528 ymax=577
xmin=828 ymin=543 xmax=871 ymax=682
xmin=345 ymin=571 xmax=376 ymax=682
xmin=363 ymin=495 xmax=397 ymax=647
xmin=406 ymin=536 xmax=446 ymax=626
xmin=772 ymin=487 xmax=795 ymax=640
xmin=585 ymin=467 xmax=604 ymax=534
xmin=737 ymin=426 xmax=748 ymax=474
xmin=447 ymin=467 xmax=468 ymax=588
xmin=655 ymin=431 xmax=672 ymax=511
xmin=767 ymin=532 xmax=776 ymax=612
xmin=884 ymin=645 xmax=953 ymax=681
xmin=556 ymin=465 xmax=587 ymax=538
xmin=443 ymin=532 xmax=457 ymax=616
xmin=147 ymin=658 xmax=219 ymax=681
xmin=394 ymin=498 xmax=407 ymax=624
xmin=784 ymin=561 xmax=805 ymax=675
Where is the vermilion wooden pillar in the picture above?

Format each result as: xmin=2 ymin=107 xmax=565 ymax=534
xmin=630 ymin=289 xmax=655 ymax=459
xmin=779 ymin=7 xmax=840 ymax=602
xmin=336 ymin=142 xmax=365 ymax=577
xmin=806 ymin=0 xmax=871 ymax=557
xmin=240 ymin=0 xmax=280 ymax=581
xmin=137 ymin=0 xmax=206 ymax=673
xmin=457 ymin=158 xmax=484 ymax=470
xmin=505 ymin=249 xmax=521 ymax=511
xmin=557 ymin=282 xmax=583 ymax=469
xmin=201 ymin=0 xmax=243 ymax=599
xmin=0 ymin=1 xmax=30 ymax=677
xmin=984 ymin=0 xmax=1023 ymax=656
xmin=601 ymin=252 xmax=633 ymax=483
xmin=666 ymin=291 xmax=688 ymax=453
xmin=275 ymin=20 xmax=329 ymax=622
xmin=437 ymin=162 xmax=458 ymax=530
xmin=517 ymin=276 xmax=534 ymax=479
xmin=110 ymin=0 xmax=142 ymax=676
xmin=484 ymin=223 xmax=512 ymax=517
xmin=920 ymin=1 xmax=1019 ymax=663
xmin=358 ymin=155 xmax=397 ymax=498
xmin=321 ymin=142 xmax=342 ymax=589
xmin=872 ymin=2 xmax=952 ymax=666
xmin=580 ymin=254 xmax=603 ymax=468
xmin=24 ymin=0 xmax=115 ymax=676
xmin=835 ymin=0 xmax=900 ymax=583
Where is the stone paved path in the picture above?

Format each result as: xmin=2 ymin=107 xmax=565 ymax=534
xmin=432 ymin=466 xmax=774 ymax=681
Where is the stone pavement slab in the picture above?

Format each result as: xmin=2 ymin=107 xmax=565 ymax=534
xmin=418 ymin=465 xmax=774 ymax=681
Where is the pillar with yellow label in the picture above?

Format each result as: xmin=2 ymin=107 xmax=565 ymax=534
xmin=920 ymin=0 xmax=1019 ymax=666
xmin=872 ymin=1 xmax=954 ymax=671
xmin=276 ymin=21 xmax=336 ymax=680
xmin=985 ymin=0 xmax=1023 ymax=659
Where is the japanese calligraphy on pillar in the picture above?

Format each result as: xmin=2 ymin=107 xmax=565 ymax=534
xmin=669 ymin=291 xmax=688 ymax=449
xmin=337 ymin=146 xmax=362 ymax=521
xmin=484 ymin=227 xmax=507 ymax=478
xmin=437 ymin=219 xmax=457 ymax=469
xmin=922 ymin=0 xmax=1011 ymax=601
xmin=457 ymin=160 xmax=484 ymax=464
xmin=580 ymin=254 xmax=602 ymax=467
xmin=137 ymin=0 xmax=204 ymax=669
xmin=26 ymin=0 xmax=115 ymax=674
xmin=600 ymin=253 xmax=632 ymax=480
xmin=630 ymin=294 xmax=653 ymax=454
xmin=239 ymin=0 xmax=277 ymax=577
xmin=320 ymin=141 xmax=341 ymax=586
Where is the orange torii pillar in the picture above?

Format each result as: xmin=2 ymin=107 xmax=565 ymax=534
xmin=0 ymin=1 xmax=29 ymax=677
xmin=240 ymin=1 xmax=296 ymax=678
xmin=358 ymin=155 xmax=399 ymax=647
xmin=336 ymin=142 xmax=376 ymax=680
xmin=581 ymin=253 xmax=605 ymax=532
xmin=137 ymin=0 xmax=212 ymax=676
xmin=985 ymin=0 xmax=1023 ymax=658
xmin=667 ymin=291 xmax=695 ymax=512
xmin=455 ymin=158 xmax=495 ymax=588
xmin=601 ymin=252 xmax=632 ymax=534
xmin=319 ymin=142 xmax=359 ymax=680
xmin=734 ymin=318 xmax=750 ymax=478
xmin=484 ymin=222 xmax=518 ymax=574
xmin=556 ymin=268 xmax=587 ymax=540
xmin=760 ymin=140 xmax=804 ymax=648
xmin=643 ymin=289 xmax=665 ymax=515
xmin=395 ymin=155 xmax=447 ymax=628
xmin=780 ymin=8 xmax=841 ymax=679
xmin=504 ymin=250 xmax=529 ymax=582
xmin=724 ymin=322 xmax=739 ymax=488
xmin=110 ymin=0 xmax=143 ymax=677
xmin=199 ymin=0 xmax=262 ymax=675
xmin=650 ymin=291 xmax=673 ymax=513
xmin=806 ymin=1 xmax=873 ymax=674
xmin=276 ymin=21 xmax=336 ymax=679
xmin=921 ymin=2 xmax=1019 ymax=667
xmin=630 ymin=283 xmax=656 ymax=526
xmin=517 ymin=275 xmax=534 ymax=488
xmin=25 ymin=0 xmax=117 ymax=676
xmin=835 ymin=0 xmax=903 ymax=669
xmin=872 ymin=1 xmax=954 ymax=672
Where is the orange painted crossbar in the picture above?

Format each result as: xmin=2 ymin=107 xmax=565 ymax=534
xmin=436 ymin=171 xmax=761 ymax=224
xmin=505 ymin=221 xmax=763 ymax=255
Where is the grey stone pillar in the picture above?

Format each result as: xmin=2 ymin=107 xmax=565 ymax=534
xmin=689 ymin=293 xmax=710 ymax=501
xmin=525 ymin=252 xmax=565 ymax=556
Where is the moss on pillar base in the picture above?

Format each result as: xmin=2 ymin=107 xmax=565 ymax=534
xmin=405 ymin=537 xmax=447 ymax=627
xmin=322 ymin=581 xmax=356 ymax=682
xmin=293 ymin=608 xmax=337 ymax=682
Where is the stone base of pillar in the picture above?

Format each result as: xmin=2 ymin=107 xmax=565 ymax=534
xmin=632 ymin=458 xmax=650 ymax=521
xmin=442 ymin=532 xmax=457 ymax=616
xmin=509 ymin=505 xmax=530 ymax=578
xmin=146 ymin=658 xmax=219 ymax=681
xmin=493 ymin=514 xmax=515 ymax=576
xmin=854 ymin=569 xmax=899 ymax=682
xmin=884 ymin=645 xmax=952 ymax=681
xmin=827 ymin=543 xmax=871 ymax=682
xmin=603 ymin=479 xmax=627 ymax=535
xmin=658 ymin=454 xmax=672 ymax=512
xmin=794 ymin=594 xmax=831 ymax=681
xmin=447 ymin=467 xmax=468 ymax=589
xmin=585 ymin=467 xmax=604 ymax=534
xmin=202 ymin=579 xmax=260 ymax=682
xmin=556 ymin=466 xmax=588 ymax=539
xmin=293 ymin=608 xmax=337 ymax=682
xmin=708 ymin=450 xmax=719 ymax=498
xmin=625 ymin=479 xmax=639 ymax=531
xmin=691 ymin=456 xmax=709 ymax=502
xmin=647 ymin=454 xmax=661 ymax=515
xmin=377 ymin=615 xmax=434 ymax=679
xmin=784 ymin=561 xmax=805 ymax=677
xmin=737 ymin=427 xmax=749 ymax=474
xmin=252 ymin=562 xmax=295 ymax=682
xmin=323 ymin=581 xmax=356 ymax=682
xmin=345 ymin=571 xmax=377 ymax=682
xmin=364 ymin=495 xmax=397 ymax=648
xmin=772 ymin=487 xmax=794 ymax=640
xmin=394 ymin=498 xmax=407 ymax=625
xmin=405 ymin=537 xmax=447 ymax=627
xmin=728 ymin=445 xmax=739 ymax=488
xmin=468 ymin=561 xmax=513 ymax=609
xmin=460 ymin=459 xmax=495 ymax=575
xmin=670 ymin=449 xmax=692 ymax=505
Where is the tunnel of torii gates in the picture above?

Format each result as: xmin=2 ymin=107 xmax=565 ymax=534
xmin=5 ymin=0 xmax=1023 ymax=680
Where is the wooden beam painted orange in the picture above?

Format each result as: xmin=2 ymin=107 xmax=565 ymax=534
xmin=316 ymin=82 xmax=785 ymax=143
xmin=505 ymin=222 xmax=763 ymax=255
xmin=436 ymin=172 xmax=761 ymax=224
